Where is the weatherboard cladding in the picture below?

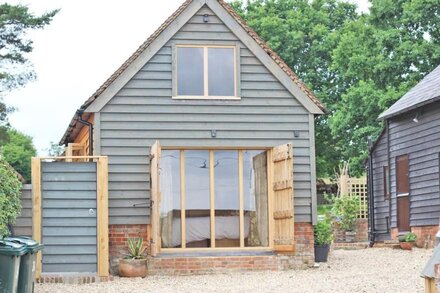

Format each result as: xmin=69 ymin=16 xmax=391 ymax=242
xmin=41 ymin=162 xmax=98 ymax=273
xmin=98 ymin=5 xmax=314 ymax=225
xmin=387 ymin=102 xmax=440 ymax=228
xmin=379 ymin=64 xmax=440 ymax=120
xmin=371 ymin=130 xmax=390 ymax=240
xmin=60 ymin=0 xmax=325 ymax=145
xmin=13 ymin=185 xmax=33 ymax=237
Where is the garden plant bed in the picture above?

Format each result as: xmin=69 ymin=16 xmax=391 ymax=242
xmin=35 ymin=248 xmax=430 ymax=292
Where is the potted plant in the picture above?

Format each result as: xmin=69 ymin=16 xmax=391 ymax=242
xmin=314 ymin=216 xmax=333 ymax=262
xmin=330 ymin=195 xmax=359 ymax=242
xmin=119 ymin=238 xmax=148 ymax=277
xmin=398 ymin=232 xmax=417 ymax=250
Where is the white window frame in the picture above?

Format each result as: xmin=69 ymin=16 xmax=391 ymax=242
xmin=173 ymin=44 xmax=240 ymax=100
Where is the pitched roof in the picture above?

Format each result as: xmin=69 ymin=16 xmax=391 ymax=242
xmin=60 ymin=0 xmax=326 ymax=145
xmin=421 ymin=241 xmax=440 ymax=278
xmin=379 ymin=64 xmax=440 ymax=120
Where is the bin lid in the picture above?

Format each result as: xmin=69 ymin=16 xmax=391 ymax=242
xmin=0 ymin=240 xmax=27 ymax=256
xmin=6 ymin=236 xmax=43 ymax=253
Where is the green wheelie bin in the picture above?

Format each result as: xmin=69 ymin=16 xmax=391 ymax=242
xmin=7 ymin=237 xmax=43 ymax=293
xmin=0 ymin=240 xmax=27 ymax=293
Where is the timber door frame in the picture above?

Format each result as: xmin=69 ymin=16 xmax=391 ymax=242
xmin=395 ymin=154 xmax=410 ymax=232
xmin=31 ymin=156 xmax=109 ymax=280
xmin=151 ymin=143 xmax=294 ymax=254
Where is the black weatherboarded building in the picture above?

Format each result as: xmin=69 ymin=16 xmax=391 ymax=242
xmin=369 ymin=64 xmax=440 ymax=247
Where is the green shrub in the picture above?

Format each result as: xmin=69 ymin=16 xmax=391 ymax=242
xmin=328 ymin=194 xmax=360 ymax=232
xmin=0 ymin=157 xmax=22 ymax=238
xmin=399 ymin=232 xmax=417 ymax=243
xmin=314 ymin=216 xmax=333 ymax=245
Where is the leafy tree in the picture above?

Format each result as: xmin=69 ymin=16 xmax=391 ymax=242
xmin=0 ymin=4 xmax=58 ymax=92
xmin=231 ymin=0 xmax=359 ymax=177
xmin=0 ymin=4 xmax=58 ymax=141
xmin=232 ymin=0 xmax=440 ymax=177
xmin=45 ymin=141 xmax=64 ymax=157
xmin=330 ymin=1 xmax=440 ymax=175
xmin=0 ymin=157 xmax=22 ymax=238
xmin=0 ymin=129 xmax=37 ymax=182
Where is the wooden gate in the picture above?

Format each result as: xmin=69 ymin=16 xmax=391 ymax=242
xmin=32 ymin=156 xmax=108 ymax=279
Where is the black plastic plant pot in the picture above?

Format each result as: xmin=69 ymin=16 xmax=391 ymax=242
xmin=314 ymin=244 xmax=330 ymax=262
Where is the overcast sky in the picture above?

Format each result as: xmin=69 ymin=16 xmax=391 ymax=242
xmin=4 ymin=0 xmax=370 ymax=154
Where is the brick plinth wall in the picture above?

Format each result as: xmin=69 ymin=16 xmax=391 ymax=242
xmin=391 ymin=228 xmax=399 ymax=240
xmin=148 ymin=255 xmax=277 ymax=275
xmin=334 ymin=219 xmax=368 ymax=243
xmin=411 ymin=226 xmax=438 ymax=248
xmin=390 ymin=226 xmax=438 ymax=248
xmin=292 ymin=222 xmax=315 ymax=266
xmin=109 ymin=223 xmax=314 ymax=275
xmin=109 ymin=224 xmax=149 ymax=274
xmin=37 ymin=275 xmax=113 ymax=284
xmin=355 ymin=219 xmax=368 ymax=242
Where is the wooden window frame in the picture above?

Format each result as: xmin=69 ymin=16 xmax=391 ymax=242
xmin=172 ymin=44 xmax=240 ymax=100
xmin=383 ymin=165 xmax=390 ymax=200
xmin=160 ymin=147 xmax=272 ymax=252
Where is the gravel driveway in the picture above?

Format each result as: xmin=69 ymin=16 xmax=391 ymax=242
xmin=35 ymin=248 xmax=431 ymax=293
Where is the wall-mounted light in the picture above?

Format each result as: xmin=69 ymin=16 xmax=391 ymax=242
xmin=293 ymin=130 xmax=300 ymax=138
xmin=413 ymin=113 xmax=419 ymax=123
xmin=203 ymin=14 xmax=209 ymax=23
xmin=211 ymin=129 xmax=217 ymax=138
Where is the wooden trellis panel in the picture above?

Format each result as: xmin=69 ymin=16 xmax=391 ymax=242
xmin=348 ymin=178 xmax=368 ymax=219
xmin=340 ymin=175 xmax=368 ymax=219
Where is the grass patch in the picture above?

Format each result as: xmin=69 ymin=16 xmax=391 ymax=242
xmin=317 ymin=204 xmax=332 ymax=216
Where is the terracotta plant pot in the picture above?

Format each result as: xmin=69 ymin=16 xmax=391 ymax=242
xmin=119 ymin=258 xmax=148 ymax=278
xmin=399 ymin=242 xmax=414 ymax=250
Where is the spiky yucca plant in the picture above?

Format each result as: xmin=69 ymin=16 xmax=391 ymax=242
xmin=124 ymin=238 xmax=146 ymax=260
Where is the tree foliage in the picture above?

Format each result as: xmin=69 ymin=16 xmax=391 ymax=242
xmin=1 ymin=129 xmax=37 ymax=182
xmin=0 ymin=4 xmax=58 ymax=141
xmin=0 ymin=157 xmax=22 ymax=238
xmin=45 ymin=141 xmax=64 ymax=157
xmin=0 ymin=3 xmax=58 ymax=92
xmin=232 ymin=0 xmax=440 ymax=177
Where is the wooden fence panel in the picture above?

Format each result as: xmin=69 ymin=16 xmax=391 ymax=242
xmin=12 ymin=184 xmax=33 ymax=237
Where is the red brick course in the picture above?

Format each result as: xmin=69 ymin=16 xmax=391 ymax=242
xmin=108 ymin=222 xmax=315 ymax=275
xmin=390 ymin=225 xmax=438 ymax=248
xmin=411 ymin=226 xmax=438 ymax=248
xmin=334 ymin=218 xmax=368 ymax=243
xmin=109 ymin=224 xmax=149 ymax=274
xmin=148 ymin=256 xmax=278 ymax=275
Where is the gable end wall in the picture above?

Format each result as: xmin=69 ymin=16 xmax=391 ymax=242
xmin=96 ymin=5 xmax=315 ymax=225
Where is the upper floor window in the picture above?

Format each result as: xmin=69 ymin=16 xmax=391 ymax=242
xmin=175 ymin=45 xmax=238 ymax=99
